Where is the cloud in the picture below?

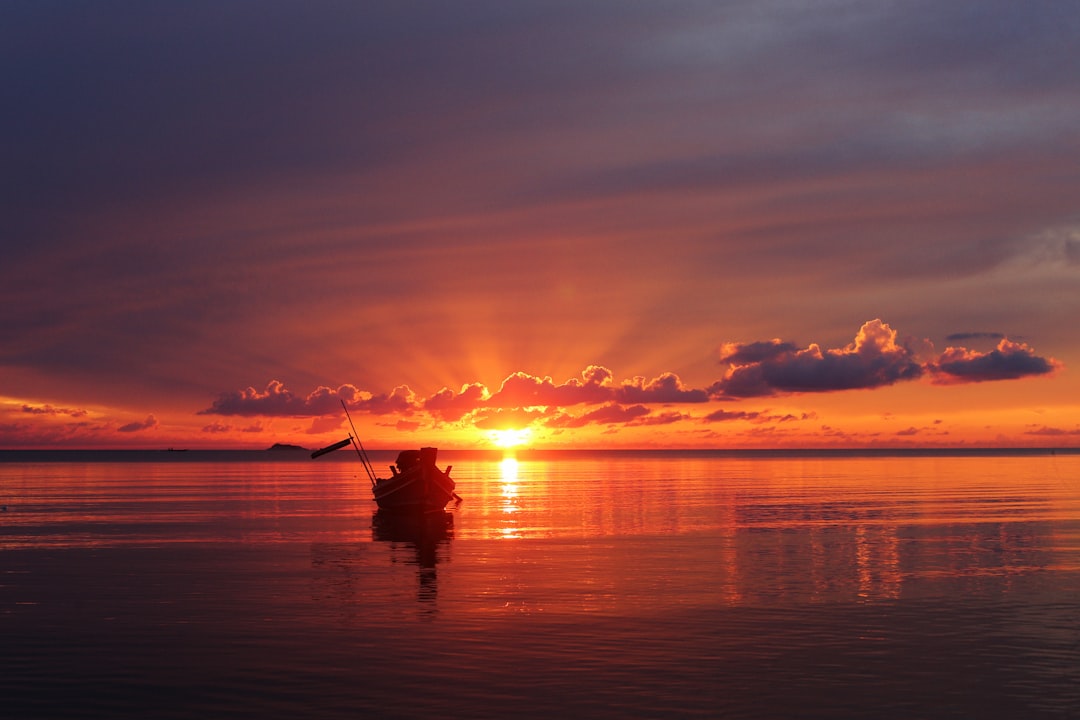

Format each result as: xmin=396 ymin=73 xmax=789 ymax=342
xmin=486 ymin=366 xmax=615 ymax=408
xmin=710 ymin=319 xmax=924 ymax=398
xmin=929 ymin=339 xmax=1061 ymax=383
xmin=705 ymin=408 xmax=761 ymax=422
xmin=421 ymin=366 xmax=705 ymax=421
xmin=703 ymin=408 xmax=812 ymax=424
xmin=197 ymin=320 xmax=1063 ymax=440
xmin=718 ymin=340 xmax=799 ymax=365
xmin=1025 ymin=425 xmax=1080 ymax=437
xmin=546 ymin=404 xmax=652 ymax=429
xmin=22 ymin=404 xmax=88 ymax=418
xmin=637 ymin=411 xmax=688 ymax=426
xmin=118 ymin=415 xmax=157 ymax=433
xmin=945 ymin=332 xmax=1006 ymax=342
xmin=199 ymin=381 xmax=408 ymax=417
xmin=424 ymin=383 xmax=490 ymax=421
xmin=201 ymin=381 xmax=340 ymax=416
xmin=360 ymin=385 xmax=419 ymax=416
xmin=615 ymin=373 xmax=709 ymax=404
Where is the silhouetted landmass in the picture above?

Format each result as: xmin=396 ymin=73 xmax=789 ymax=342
xmin=267 ymin=443 xmax=307 ymax=452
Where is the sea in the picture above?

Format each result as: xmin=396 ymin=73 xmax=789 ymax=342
xmin=2 ymin=448 xmax=1079 ymax=719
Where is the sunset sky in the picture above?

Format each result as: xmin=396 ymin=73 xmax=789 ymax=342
xmin=3 ymin=1 xmax=1079 ymax=450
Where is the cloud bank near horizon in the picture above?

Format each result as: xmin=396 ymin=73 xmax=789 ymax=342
xmin=200 ymin=320 xmax=1061 ymax=430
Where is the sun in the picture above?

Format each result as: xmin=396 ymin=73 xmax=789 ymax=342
xmin=488 ymin=427 xmax=533 ymax=449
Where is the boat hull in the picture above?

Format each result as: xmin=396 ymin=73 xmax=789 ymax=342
xmin=372 ymin=447 xmax=456 ymax=512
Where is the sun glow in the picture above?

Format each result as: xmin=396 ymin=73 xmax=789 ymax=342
xmin=488 ymin=427 xmax=532 ymax=449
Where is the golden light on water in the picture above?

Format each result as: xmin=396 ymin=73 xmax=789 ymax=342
xmin=498 ymin=456 xmax=522 ymax=538
xmin=500 ymin=457 xmax=520 ymax=507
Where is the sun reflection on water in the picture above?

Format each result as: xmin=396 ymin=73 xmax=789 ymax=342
xmin=498 ymin=457 xmax=522 ymax=537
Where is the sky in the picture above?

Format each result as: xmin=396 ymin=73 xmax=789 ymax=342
xmin=3 ymin=1 xmax=1080 ymax=450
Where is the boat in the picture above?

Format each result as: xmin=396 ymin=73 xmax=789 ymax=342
xmin=372 ymin=446 xmax=457 ymax=512
xmin=310 ymin=401 xmax=460 ymax=513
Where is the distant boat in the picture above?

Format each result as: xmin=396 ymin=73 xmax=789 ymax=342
xmin=310 ymin=401 xmax=460 ymax=513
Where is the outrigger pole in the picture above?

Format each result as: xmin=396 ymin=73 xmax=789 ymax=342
xmin=309 ymin=400 xmax=378 ymax=487
xmin=340 ymin=399 xmax=377 ymax=486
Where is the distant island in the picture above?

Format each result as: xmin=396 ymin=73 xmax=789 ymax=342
xmin=267 ymin=443 xmax=308 ymax=452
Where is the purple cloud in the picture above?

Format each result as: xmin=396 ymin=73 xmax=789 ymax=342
xmin=199 ymin=381 xmax=404 ymax=417
xmin=930 ymin=339 xmax=1061 ymax=383
xmin=704 ymin=409 xmax=760 ymax=422
xmin=945 ymin=332 xmax=1005 ymax=342
xmin=546 ymin=404 xmax=652 ymax=429
xmin=22 ymin=404 xmax=88 ymax=418
xmin=118 ymin=415 xmax=158 ymax=433
xmin=710 ymin=320 xmax=923 ymax=398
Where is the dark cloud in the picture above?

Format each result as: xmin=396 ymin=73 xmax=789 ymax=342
xmin=719 ymin=340 xmax=800 ymax=365
xmin=704 ymin=408 xmax=811 ymax=424
xmin=422 ymin=367 xmax=706 ymax=419
xmin=118 ymin=415 xmax=157 ymax=433
xmin=359 ymin=386 xmax=419 ymax=416
xmin=202 ymin=381 xmax=337 ymax=417
xmin=635 ymin=411 xmax=687 ymax=426
xmin=22 ymin=404 xmax=87 ymax=418
xmin=945 ymin=332 xmax=1006 ymax=342
xmin=704 ymin=409 xmax=760 ymax=422
xmin=929 ymin=339 xmax=1061 ymax=383
xmin=614 ymin=373 xmax=709 ymax=404
xmin=1025 ymin=425 xmax=1080 ymax=437
xmin=711 ymin=321 xmax=1062 ymax=398
xmin=546 ymin=404 xmax=652 ymax=429
xmin=203 ymin=372 xmax=688 ymax=421
xmin=199 ymin=381 xmax=386 ymax=417
xmin=711 ymin=320 xmax=924 ymax=398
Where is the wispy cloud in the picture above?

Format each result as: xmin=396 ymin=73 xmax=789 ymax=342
xmin=117 ymin=415 xmax=158 ymax=433
xmin=945 ymin=332 xmax=1006 ymax=343
xmin=22 ymin=404 xmax=88 ymax=418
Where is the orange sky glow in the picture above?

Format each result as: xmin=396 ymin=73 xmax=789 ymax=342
xmin=3 ymin=3 xmax=1079 ymax=450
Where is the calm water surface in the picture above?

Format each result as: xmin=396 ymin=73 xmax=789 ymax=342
xmin=2 ymin=450 xmax=1079 ymax=718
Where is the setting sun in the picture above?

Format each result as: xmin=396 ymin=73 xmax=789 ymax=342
xmin=488 ymin=428 xmax=532 ymax=449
